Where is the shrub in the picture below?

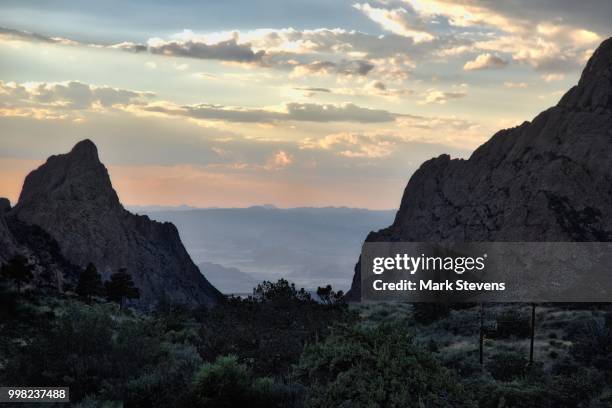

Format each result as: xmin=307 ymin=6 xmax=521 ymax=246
xmin=569 ymin=318 xmax=612 ymax=367
xmin=547 ymin=369 xmax=605 ymax=408
xmin=295 ymin=323 xmax=474 ymax=407
xmin=412 ymin=302 xmax=450 ymax=325
xmin=191 ymin=356 xmax=304 ymax=408
xmin=251 ymin=377 xmax=306 ymax=407
xmin=475 ymin=381 xmax=550 ymax=408
xmin=192 ymin=356 xmax=251 ymax=407
xmin=123 ymin=342 xmax=202 ymax=407
xmin=443 ymin=350 xmax=481 ymax=377
xmin=486 ymin=352 xmax=528 ymax=381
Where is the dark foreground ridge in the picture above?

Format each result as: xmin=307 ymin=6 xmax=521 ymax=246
xmin=346 ymin=37 xmax=612 ymax=301
xmin=1 ymin=139 xmax=222 ymax=307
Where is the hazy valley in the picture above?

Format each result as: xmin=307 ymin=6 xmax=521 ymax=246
xmin=136 ymin=206 xmax=394 ymax=293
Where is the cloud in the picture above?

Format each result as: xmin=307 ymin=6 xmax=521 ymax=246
xmin=419 ymin=89 xmax=467 ymax=105
xmin=293 ymin=87 xmax=332 ymax=94
xmin=301 ymin=132 xmax=398 ymax=158
xmin=293 ymin=82 xmax=412 ymax=99
xmin=541 ymin=73 xmax=565 ymax=82
xmin=463 ymin=53 xmax=508 ymax=71
xmin=265 ymin=150 xmax=294 ymax=170
xmin=0 ymin=25 xmax=473 ymax=84
xmin=361 ymin=81 xmax=413 ymax=98
xmin=290 ymin=59 xmax=375 ymax=77
xmin=503 ymin=81 xmax=528 ymax=89
xmin=430 ymin=1 xmax=602 ymax=74
xmin=284 ymin=102 xmax=397 ymax=123
xmin=146 ymin=101 xmax=401 ymax=123
xmin=0 ymin=26 xmax=76 ymax=45
xmin=353 ymin=3 xmax=434 ymax=42
xmin=352 ymin=1 xmax=603 ymax=75
xmin=0 ymin=79 xmax=404 ymax=124
xmin=143 ymin=37 xmax=266 ymax=63
xmin=1 ymin=0 xmax=605 ymax=86
xmin=0 ymin=80 xmax=154 ymax=118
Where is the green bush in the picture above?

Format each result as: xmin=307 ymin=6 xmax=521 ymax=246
xmin=475 ymin=381 xmax=550 ymax=408
xmin=123 ymin=342 xmax=203 ymax=407
xmin=547 ymin=369 xmax=605 ymax=408
xmin=192 ymin=356 xmax=251 ymax=407
xmin=412 ymin=303 xmax=450 ymax=325
xmin=2 ymin=301 xmax=200 ymax=406
xmin=569 ymin=318 xmax=612 ymax=367
xmin=474 ymin=366 xmax=606 ymax=408
xmin=295 ymin=323 xmax=475 ymax=407
xmin=191 ymin=355 xmax=305 ymax=408
xmin=485 ymin=352 xmax=528 ymax=381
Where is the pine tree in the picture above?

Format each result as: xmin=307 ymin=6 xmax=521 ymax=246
xmin=1 ymin=255 xmax=33 ymax=293
xmin=76 ymin=262 xmax=105 ymax=300
xmin=105 ymin=268 xmax=140 ymax=308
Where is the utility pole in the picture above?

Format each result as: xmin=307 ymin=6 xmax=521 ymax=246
xmin=529 ymin=303 xmax=536 ymax=365
xmin=479 ymin=303 xmax=484 ymax=366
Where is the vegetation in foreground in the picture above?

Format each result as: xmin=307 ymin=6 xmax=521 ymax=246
xmin=1 ymin=260 xmax=612 ymax=407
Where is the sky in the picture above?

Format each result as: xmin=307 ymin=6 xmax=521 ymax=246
xmin=0 ymin=0 xmax=610 ymax=209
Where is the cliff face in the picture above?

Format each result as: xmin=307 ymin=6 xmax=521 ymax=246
xmin=10 ymin=139 xmax=222 ymax=307
xmin=347 ymin=37 xmax=612 ymax=300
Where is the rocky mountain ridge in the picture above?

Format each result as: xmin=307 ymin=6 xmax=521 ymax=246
xmin=346 ymin=37 xmax=612 ymax=300
xmin=2 ymin=139 xmax=222 ymax=307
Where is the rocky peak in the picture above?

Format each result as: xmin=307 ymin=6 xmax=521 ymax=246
xmin=0 ymin=198 xmax=16 ymax=263
xmin=558 ymin=37 xmax=612 ymax=111
xmin=16 ymin=139 xmax=120 ymax=212
xmin=10 ymin=139 xmax=222 ymax=307
xmin=0 ymin=197 xmax=10 ymax=214
xmin=70 ymin=138 xmax=100 ymax=160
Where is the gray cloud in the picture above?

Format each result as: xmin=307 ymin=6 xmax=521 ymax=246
xmin=0 ymin=80 xmax=154 ymax=114
xmin=285 ymin=102 xmax=396 ymax=122
xmin=119 ymin=38 xmax=266 ymax=63
xmin=0 ymin=27 xmax=71 ymax=44
xmin=293 ymin=87 xmax=332 ymax=93
xmin=145 ymin=102 xmax=401 ymax=123
xmin=289 ymin=59 xmax=375 ymax=76
xmin=145 ymin=104 xmax=284 ymax=123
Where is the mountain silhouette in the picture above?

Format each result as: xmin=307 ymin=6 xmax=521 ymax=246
xmin=4 ymin=139 xmax=222 ymax=307
xmin=347 ymin=37 xmax=612 ymax=300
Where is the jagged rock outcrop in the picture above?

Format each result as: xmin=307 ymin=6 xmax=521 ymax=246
xmin=1 ymin=197 xmax=77 ymax=289
xmin=347 ymin=37 xmax=612 ymax=300
xmin=10 ymin=139 xmax=222 ymax=307
xmin=0 ymin=198 xmax=17 ymax=263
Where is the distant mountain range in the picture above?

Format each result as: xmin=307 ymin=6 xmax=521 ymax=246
xmin=197 ymin=262 xmax=259 ymax=294
xmin=139 ymin=206 xmax=394 ymax=292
